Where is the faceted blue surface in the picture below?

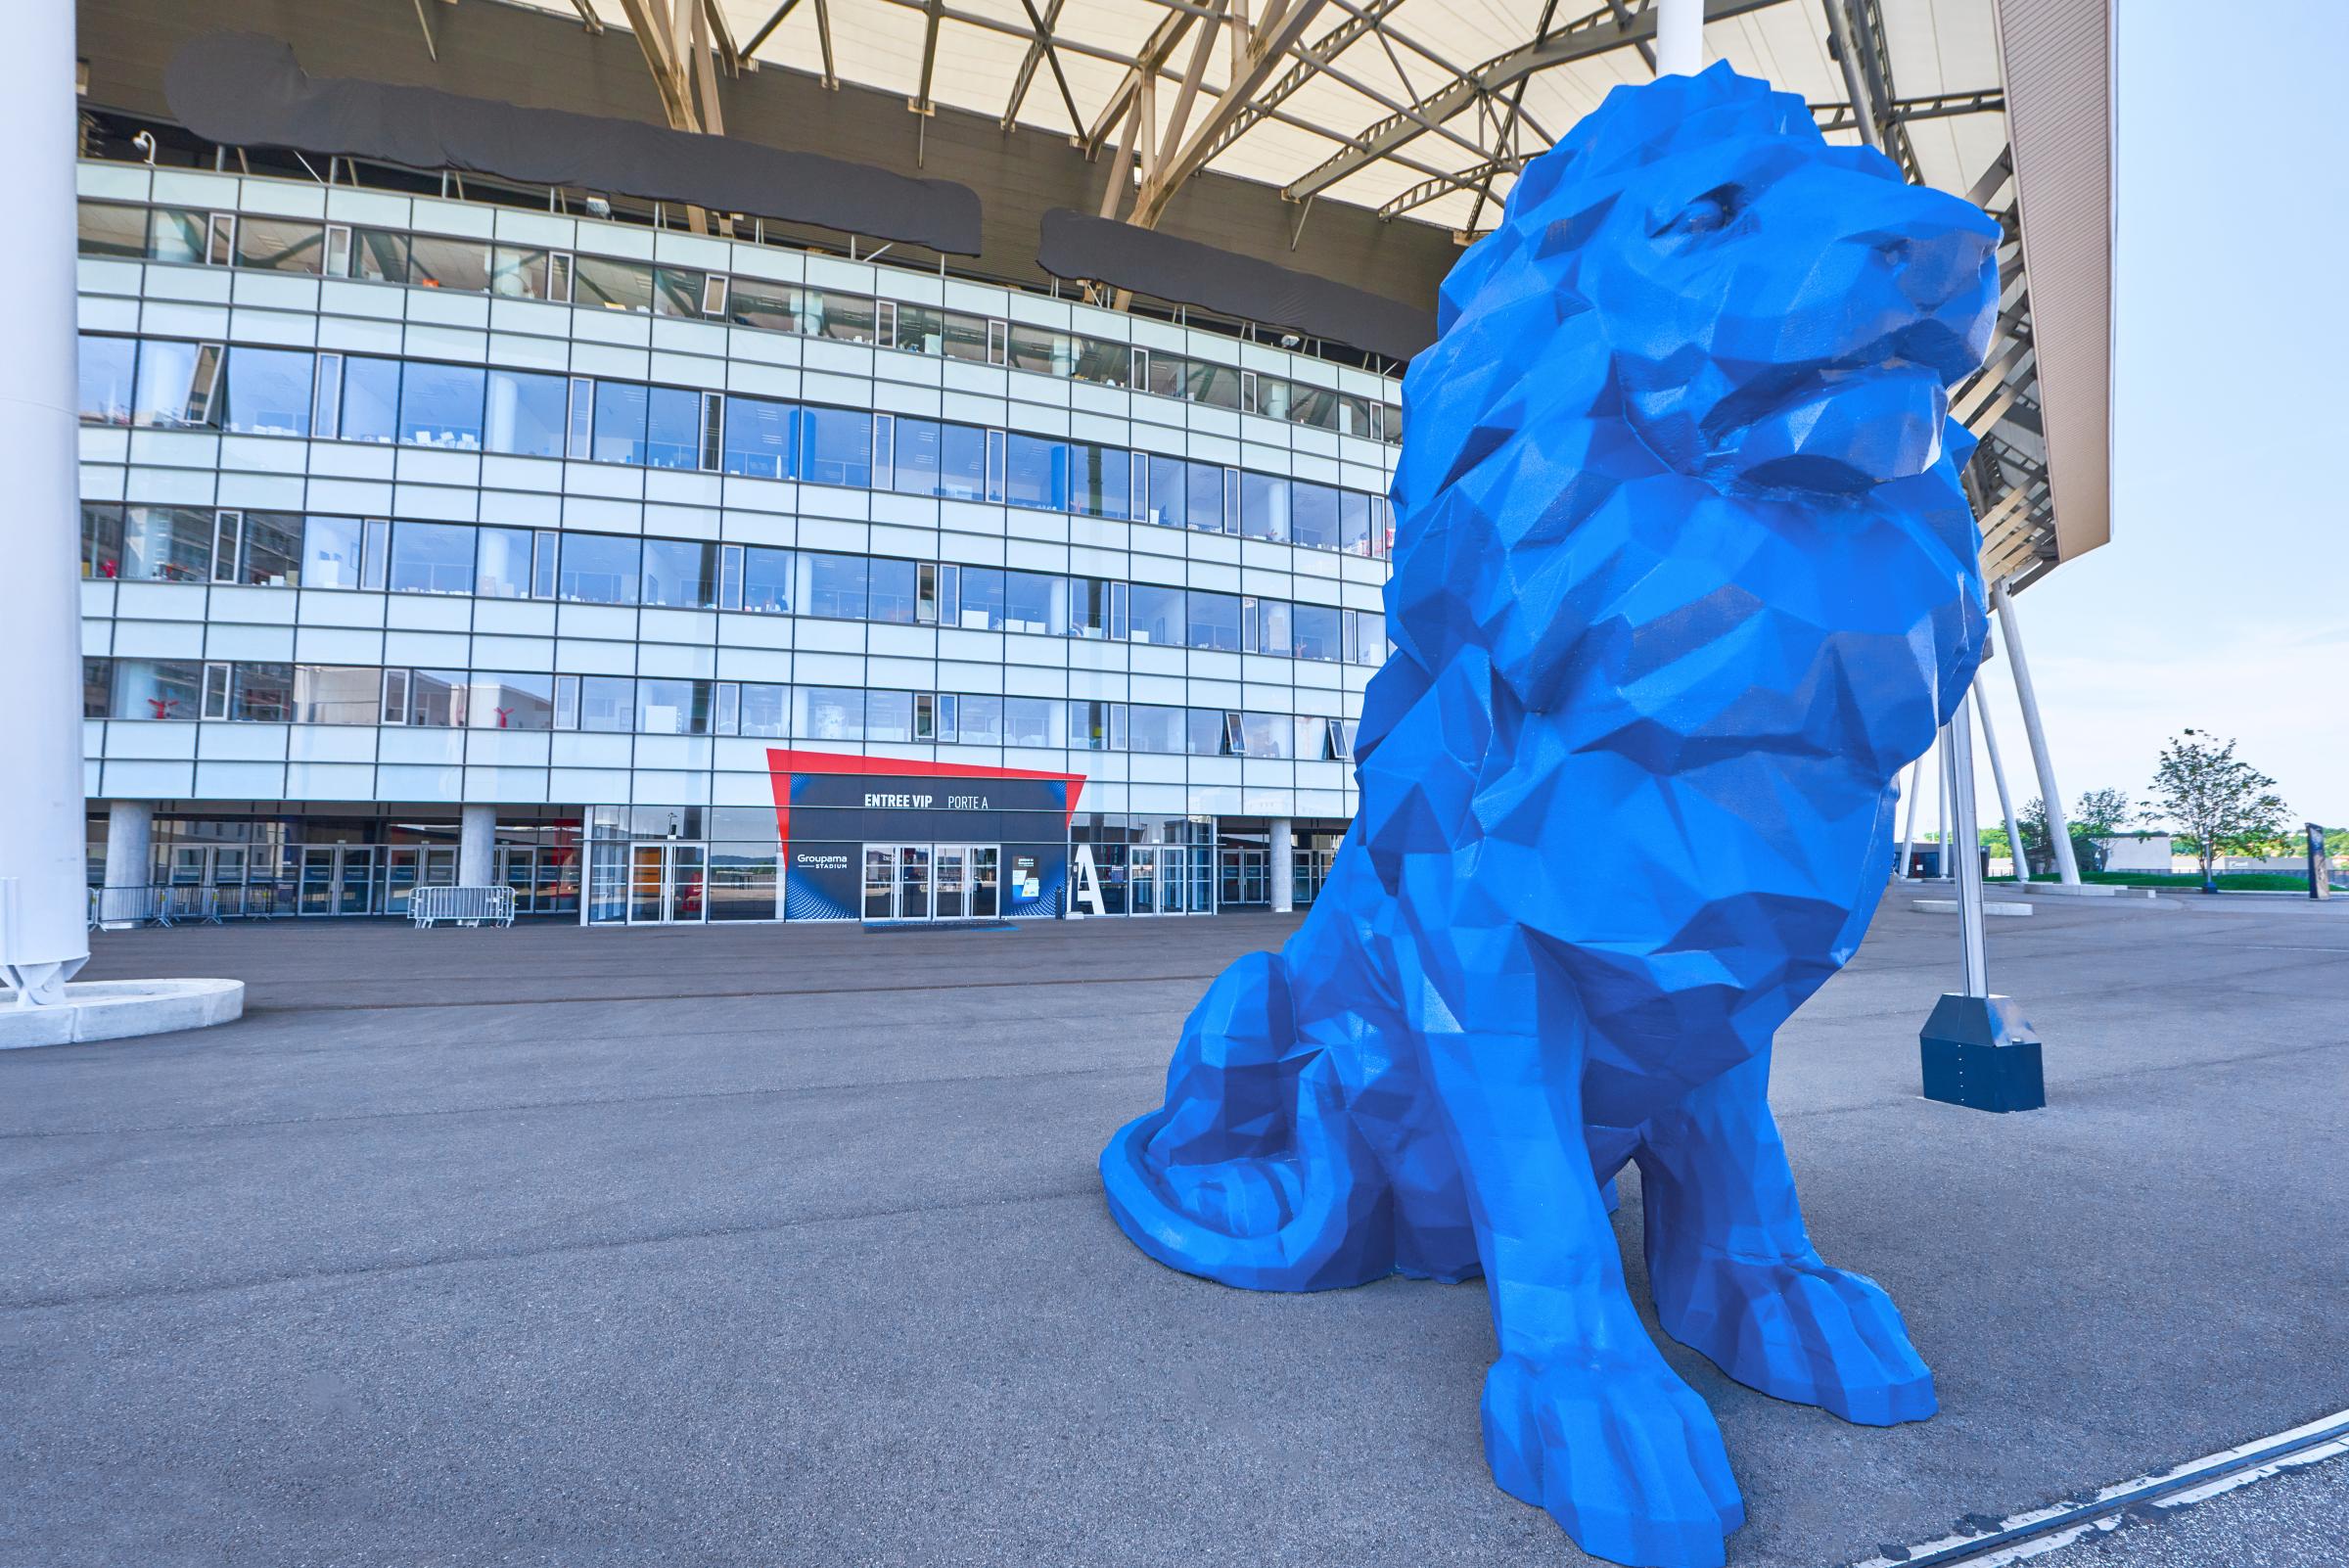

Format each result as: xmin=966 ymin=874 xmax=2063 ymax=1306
xmin=1102 ymin=64 xmax=1999 ymax=1568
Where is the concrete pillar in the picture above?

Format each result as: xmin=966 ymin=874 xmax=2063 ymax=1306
xmin=1992 ymin=579 xmax=2081 ymax=885
xmin=0 ymin=0 xmax=92 ymax=1002
xmin=459 ymin=805 xmax=496 ymax=887
xmin=1897 ymin=759 xmax=1923 ymax=880
xmin=1269 ymin=818 xmax=1295 ymax=914
xmin=100 ymin=802 xmax=155 ymax=928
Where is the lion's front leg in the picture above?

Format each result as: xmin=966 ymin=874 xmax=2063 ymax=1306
xmin=1633 ymin=1052 xmax=1936 ymax=1426
xmin=1417 ymin=1023 xmax=1744 ymax=1568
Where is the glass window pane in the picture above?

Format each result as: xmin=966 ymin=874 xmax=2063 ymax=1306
xmin=398 ymin=362 xmax=486 ymax=448
xmin=1003 ymin=697 xmax=1056 ymax=748
xmin=1293 ymin=602 xmax=1342 ymax=662
xmin=559 ymin=532 xmax=641 ymax=604
xmin=347 ymin=228 xmax=409 ymax=282
xmin=1185 ymin=461 xmax=1223 ymax=531
xmin=1073 ymin=338 xmax=1129 ymax=386
xmin=475 ymin=526 xmax=534 ymax=599
xmin=484 ymin=368 xmax=568 ymax=458
xmin=806 ymin=290 xmax=878 ymax=343
xmin=1340 ymin=490 xmax=1375 ymax=556
xmin=232 ymin=663 xmax=294 ymax=721
xmin=1004 ymin=434 xmax=1064 ymax=511
xmin=120 ymin=507 xmax=212 ymax=582
xmin=1129 ymin=705 xmax=1185 ymax=754
xmin=865 ymin=690 xmax=913 ymax=743
xmin=1241 ymin=711 xmax=1294 ymax=758
xmin=76 ymin=202 xmax=147 ymax=258
xmin=590 ymin=380 xmax=650 ymax=463
xmin=721 ymin=394 xmax=796 ymax=479
xmin=892 ymin=417 xmax=942 ymax=496
xmin=868 ymin=558 xmax=918 ymax=623
xmin=652 ymin=268 xmax=705 ymax=317
xmin=488 ymin=246 xmax=551 ymax=299
xmin=578 ymin=675 xmax=634 ymax=731
xmin=112 ymin=659 xmax=203 ymax=719
xmin=726 ymin=280 xmax=799 ymax=332
xmin=408 ymin=235 xmax=491 ymax=292
xmin=80 ymin=504 xmax=124 ymax=580
xmin=390 ymin=521 xmax=475 ymax=594
xmin=739 ymin=682 xmax=789 ymax=737
xmin=340 ymin=356 xmax=401 ymax=443
xmin=1241 ymin=472 xmax=1290 ymax=542
xmin=955 ymin=567 xmax=1004 ymax=631
xmin=148 ymin=209 xmax=207 ymax=265
xmin=234 ymin=218 xmax=325 ymax=275
xmin=636 ymin=677 xmax=711 ymax=734
xmin=242 ymin=512 xmax=301 ymax=586
xmin=1129 ymin=583 xmax=1182 ymax=646
xmin=223 ymin=347 xmax=313 ymax=438
xmin=1185 ymin=360 xmax=1241 ymax=409
xmin=1187 ymin=590 xmax=1240 ymax=652
xmin=1146 ymin=455 xmax=1186 ymax=529
xmin=576 ymin=255 xmax=656 ymax=312
xmin=937 ymin=310 xmax=990 ymax=361
xmin=798 ymin=686 xmax=863 ymax=741
xmin=799 ymin=406 xmax=873 ymax=487
xmin=1069 ymin=442 xmax=1129 ymax=519
xmin=77 ymin=335 xmax=137 ymax=426
xmin=300 ymin=516 xmax=365 ymax=590
xmin=293 ymin=665 xmax=381 ymax=723
xmin=642 ymin=538 xmax=718 ymax=609
xmin=644 ymin=386 xmax=702 ymax=469
xmin=466 ymin=672 xmax=554 ymax=729
xmin=803 ymin=553 xmax=865 ymax=619
xmin=131 ymin=339 xmax=206 ymax=429
xmin=1007 ymin=325 xmax=1069 ymax=377
xmin=742 ymin=546 xmax=792 ymax=614
xmin=1291 ymin=481 xmax=1341 ymax=549
xmin=1004 ymin=571 xmax=1062 ymax=635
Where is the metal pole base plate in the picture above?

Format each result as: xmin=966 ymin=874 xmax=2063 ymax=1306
xmin=1919 ymin=992 xmax=2046 ymax=1113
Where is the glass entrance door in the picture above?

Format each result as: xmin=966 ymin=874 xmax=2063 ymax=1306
xmin=299 ymin=846 xmax=378 ymax=915
xmin=1131 ymin=849 xmax=1158 ymax=914
xmin=383 ymin=846 xmax=459 ymax=917
xmin=627 ymin=842 xmax=708 ymax=924
xmin=1220 ymin=848 xmax=1268 ymax=908
xmin=860 ymin=843 xmax=998 ymax=921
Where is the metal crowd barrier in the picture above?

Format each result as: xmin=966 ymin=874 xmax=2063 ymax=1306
xmin=409 ymin=885 xmax=517 ymax=929
xmin=87 ymin=884 xmax=223 ymax=928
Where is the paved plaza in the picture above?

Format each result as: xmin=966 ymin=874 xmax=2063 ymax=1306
xmin=3 ymin=893 xmax=2344 ymax=1566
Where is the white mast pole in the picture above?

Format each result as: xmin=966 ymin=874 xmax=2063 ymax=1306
xmin=1656 ymin=0 xmax=1704 ymax=76
xmin=0 ymin=0 xmax=92 ymax=1005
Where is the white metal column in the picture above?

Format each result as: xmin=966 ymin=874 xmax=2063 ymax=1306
xmin=1656 ymin=0 xmax=1705 ymax=75
xmin=1946 ymin=701 xmax=1989 ymax=997
xmin=1972 ymin=679 xmax=2026 ymax=883
xmin=1268 ymin=818 xmax=1295 ymax=914
xmin=1896 ymin=759 xmax=1924 ymax=880
xmin=1992 ymin=578 xmax=2081 ymax=885
xmin=0 ymin=3 xmax=92 ymax=1003
xmin=459 ymin=805 xmax=496 ymax=887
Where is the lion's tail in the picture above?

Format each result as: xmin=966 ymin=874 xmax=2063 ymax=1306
xmin=1099 ymin=950 xmax=1394 ymax=1292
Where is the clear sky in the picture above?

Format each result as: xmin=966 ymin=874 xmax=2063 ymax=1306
xmin=1954 ymin=0 xmax=2348 ymax=836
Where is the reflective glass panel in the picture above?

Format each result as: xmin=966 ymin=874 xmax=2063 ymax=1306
xmin=799 ymin=406 xmax=873 ymax=486
xmin=576 ymin=255 xmax=656 ymax=312
xmin=721 ymin=394 xmax=796 ymax=479
xmin=559 ymin=532 xmax=641 ymax=604
xmin=301 ymin=516 xmax=366 ymax=590
xmin=484 ymin=368 xmax=568 ymax=458
xmin=222 ymin=346 xmax=313 ymax=437
xmin=398 ymin=362 xmax=485 ymax=448
xmin=234 ymin=218 xmax=325 ymax=274
xmin=77 ymin=335 xmax=137 ymax=425
xmin=389 ymin=521 xmax=475 ymax=594
xmin=408 ymin=235 xmax=491 ymax=292
xmin=339 ymin=356 xmax=402 ymax=443
xmin=642 ymin=538 xmax=718 ymax=609
xmin=120 ymin=507 xmax=212 ymax=582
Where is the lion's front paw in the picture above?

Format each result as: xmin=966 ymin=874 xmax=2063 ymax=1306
xmin=1480 ymin=1350 xmax=1743 ymax=1568
xmin=1654 ymin=1253 xmax=1936 ymax=1426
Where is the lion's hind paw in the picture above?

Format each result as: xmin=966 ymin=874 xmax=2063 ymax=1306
xmin=1658 ymin=1255 xmax=1937 ymax=1427
xmin=1480 ymin=1351 xmax=1743 ymax=1568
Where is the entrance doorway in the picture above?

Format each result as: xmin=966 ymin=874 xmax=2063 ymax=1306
xmin=627 ymin=841 xmax=707 ymax=923
xmin=383 ymin=846 xmax=458 ymax=917
xmin=299 ymin=846 xmax=377 ymax=915
xmin=1219 ymin=848 xmax=1268 ymax=908
xmin=862 ymin=843 xmax=1000 ymax=922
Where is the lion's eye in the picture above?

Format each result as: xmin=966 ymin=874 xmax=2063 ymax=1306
xmin=1657 ymin=185 xmax=1742 ymax=242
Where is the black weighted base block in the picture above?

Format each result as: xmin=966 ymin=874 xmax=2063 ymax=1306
xmin=1919 ymin=993 xmax=2046 ymax=1113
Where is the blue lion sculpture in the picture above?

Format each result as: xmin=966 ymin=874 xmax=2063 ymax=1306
xmin=1101 ymin=64 xmax=1999 ymax=1568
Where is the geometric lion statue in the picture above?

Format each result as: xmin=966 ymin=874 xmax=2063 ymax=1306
xmin=1101 ymin=64 xmax=2000 ymax=1568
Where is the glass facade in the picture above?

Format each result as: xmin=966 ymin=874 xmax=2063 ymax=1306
xmin=73 ymin=167 xmax=1399 ymax=924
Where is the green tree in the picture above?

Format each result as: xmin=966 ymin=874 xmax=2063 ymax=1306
xmin=2147 ymin=730 xmax=2290 ymax=889
xmin=2071 ymin=788 xmax=2137 ymax=837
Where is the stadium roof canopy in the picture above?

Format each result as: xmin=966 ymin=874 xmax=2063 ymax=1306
xmin=478 ymin=0 xmax=2112 ymax=584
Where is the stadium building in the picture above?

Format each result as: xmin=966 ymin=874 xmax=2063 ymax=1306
xmin=58 ymin=0 xmax=2109 ymax=930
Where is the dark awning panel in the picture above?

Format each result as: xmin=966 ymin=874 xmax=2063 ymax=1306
xmin=1037 ymin=208 xmax=1436 ymax=365
xmin=162 ymin=32 xmax=984 ymax=254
